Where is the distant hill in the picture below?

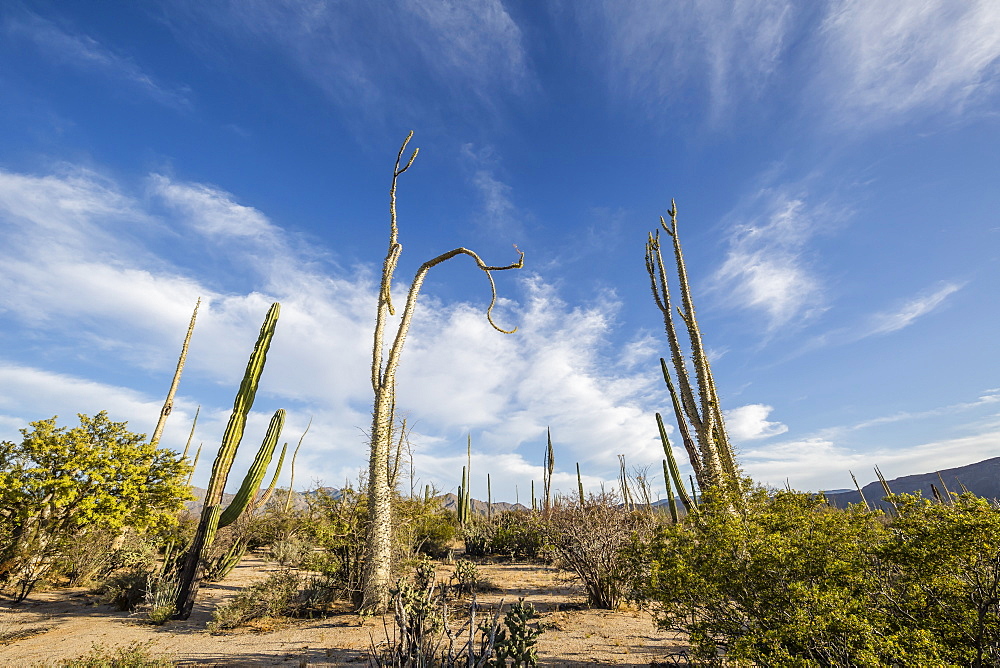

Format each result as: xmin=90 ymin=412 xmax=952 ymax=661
xmin=438 ymin=492 xmax=528 ymax=515
xmin=825 ymin=456 xmax=1000 ymax=510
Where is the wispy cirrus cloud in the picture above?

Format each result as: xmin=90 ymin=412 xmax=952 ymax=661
xmin=818 ymin=0 xmax=1000 ymax=126
xmin=575 ymin=0 xmax=795 ymax=122
xmin=711 ymin=190 xmax=829 ymax=333
xmin=460 ymin=143 xmax=525 ymax=242
xmin=170 ymin=0 xmax=530 ymax=127
xmin=865 ymin=281 xmax=965 ymax=336
xmin=4 ymin=11 xmax=191 ymax=110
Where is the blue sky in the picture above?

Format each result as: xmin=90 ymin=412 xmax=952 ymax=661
xmin=1 ymin=1 xmax=998 ymax=501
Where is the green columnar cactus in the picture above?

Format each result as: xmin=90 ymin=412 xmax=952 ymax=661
xmin=487 ymin=473 xmax=492 ymax=522
xmin=657 ymin=412 xmax=696 ymax=513
xmin=173 ymin=302 xmax=283 ymax=620
xmin=576 ymin=462 xmax=585 ymax=508
xmin=218 ymin=410 xmax=286 ymax=527
xmin=543 ymin=428 xmax=555 ymax=514
xmin=207 ymin=434 xmax=288 ymax=581
xmin=662 ymin=459 xmax=679 ymax=523
xmin=458 ymin=465 xmax=469 ymax=526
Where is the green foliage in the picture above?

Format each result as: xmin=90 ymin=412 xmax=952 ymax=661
xmin=464 ymin=511 xmax=545 ymax=560
xmin=396 ymin=494 xmax=459 ymax=559
xmin=0 ymin=412 xmax=190 ymax=601
xmin=640 ymin=486 xmax=1000 ymax=666
xmin=490 ymin=599 xmax=541 ymax=668
xmin=54 ymin=641 xmax=173 ymax=667
xmin=877 ymin=493 xmax=1000 ymax=667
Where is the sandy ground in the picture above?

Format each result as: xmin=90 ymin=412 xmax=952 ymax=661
xmin=1 ymin=556 xmax=689 ymax=666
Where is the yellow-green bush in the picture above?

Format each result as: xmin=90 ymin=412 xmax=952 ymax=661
xmin=639 ymin=486 xmax=1000 ymax=666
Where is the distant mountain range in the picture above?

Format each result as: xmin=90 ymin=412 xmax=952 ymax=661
xmin=825 ymin=456 xmax=1000 ymax=509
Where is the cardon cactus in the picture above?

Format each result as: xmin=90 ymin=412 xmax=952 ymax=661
xmin=173 ymin=302 xmax=284 ymax=620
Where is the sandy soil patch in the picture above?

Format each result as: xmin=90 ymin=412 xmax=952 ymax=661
xmin=1 ymin=556 xmax=688 ymax=666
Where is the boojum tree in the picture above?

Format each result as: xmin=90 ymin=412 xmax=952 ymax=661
xmin=361 ymin=132 xmax=523 ymax=613
xmin=645 ymin=201 xmax=740 ymax=498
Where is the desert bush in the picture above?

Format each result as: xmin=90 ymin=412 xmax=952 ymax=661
xmin=642 ymin=487 xmax=900 ymax=665
xmin=209 ymin=569 xmax=303 ymax=630
xmin=208 ymin=567 xmax=340 ymax=630
xmin=641 ymin=486 xmax=1000 ymax=666
xmin=270 ymin=534 xmax=315 ymax=568
xmin=55 ymin=640 xmax=173 ymax=667
xmin=0 ymin=412 xmax=190 ymax=601
xmin=101 ymin=569 xmax=154 ymax=612
xmin=464 ymin=511 xmax=545 ymax=560
xmin=399 ymin=497 xmax=459 ymax=558
xmin=543 ymin=494 xmax=655 ymax=609
xmin=876 ymin=493 xmax=1000 ymax=667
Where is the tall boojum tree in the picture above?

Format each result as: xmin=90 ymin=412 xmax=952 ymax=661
xmin=645 ymin=201 xmax=741 ymax=498
xmin=361 ymin=132 xmax=523 ymax=613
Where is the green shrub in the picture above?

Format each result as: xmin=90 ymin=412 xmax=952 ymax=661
xmin=641 ymin=486 xmax=1000 ymax=666
xmin=464 ymin=511 xmax=545 ymax=560
xmin=56 ymin=641 xmax=173 ymax=667
xmin=209 ymin=570 xmax=303 ymax=630
xmin=877 ymin=493 xmax=1000 ymax=667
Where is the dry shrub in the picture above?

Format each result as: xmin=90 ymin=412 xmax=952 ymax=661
xmin=542 ymin=494 xmax=656 ymax=609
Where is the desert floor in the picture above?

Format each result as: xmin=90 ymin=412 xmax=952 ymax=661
xmin=1 ymin=556 xmax=690 ymax=666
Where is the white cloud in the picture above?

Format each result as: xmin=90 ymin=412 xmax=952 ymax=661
xmin=818 ymin=0 xmax=1000 ymax=125
xmin=150 ymin=175 xmax=280 ymax=243
xmin=866 ymin=282 xmax=964 ymax=336
xmin=712 ymin=191 xmax=828 ymax=332
xmin=5 ymin=11 xmax=191 ymax=110
xmin=725 ymin=404 xmax=788 ymax=441
xmin=0 ymin=163 xmax=671 ymax=501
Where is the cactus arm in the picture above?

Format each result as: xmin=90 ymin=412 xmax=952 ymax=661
xmin=219 ymin=408 xmax=285 ymax=528
xmin=203 ymin=302 xmax=280 ymax=514
xmin=657 ymin=412 xmax=696 ymax=513
xmin=250 ymin=439 xmax=288 ymax=514
xmin=663 ymin=459 xmax=679 ymax=523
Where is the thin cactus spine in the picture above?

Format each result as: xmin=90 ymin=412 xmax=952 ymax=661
xmin=284 ymin=417 xmax=311 ymax=513
xmin=152 ymin=297 xmax=200 ymax=447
